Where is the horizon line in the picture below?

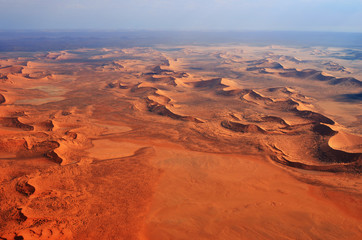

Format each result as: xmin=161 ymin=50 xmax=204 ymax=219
xmin=0 ymin=29 xmax=362 ymax=34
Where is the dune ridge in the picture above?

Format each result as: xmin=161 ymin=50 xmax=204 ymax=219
xmin=280 ymin=69 xmax=362 ymax=87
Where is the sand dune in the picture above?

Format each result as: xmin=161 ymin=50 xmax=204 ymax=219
xmin=188 ymin=77 xmax=228 ymax=89
xmin=0 ymin=117 xmax=34 ymax=131
xmin=146 ymin=65 xmax=174 ymax=75
xmin=45 ymin=150 xmax=63 ymax=164
xmin=266 ymin=86 xmax=295 ymax=95
xmin=37 ymin=120 xmax=54 ymax=131
xmin=323 ymin=61 xmax=349 ymax=73
xmin=242 ymin=90 xmax=274 ymax=104
xmin=271 ymin=55 xmax=304 ymax=63
xmin=280 ymin=68 xmax=362 ymax=87
xmin=0 ymin=93 xmax=5 ymax=104
xmin=261 ymin=115 xmax=289 ymax=126
xmin=131 ymin=84 xmax=158 ymax=95
xmin=16 ymin=180 xmax=35 ymax=197
xmin=312 ymin=123 xmax=336 ymax=136
xmin=221 ymin=120 xmax=266 ymax=133
xmin=97 ymin=61 xmax=124 ymax=72
xmin=329 ymin=131 xmax=362 ymax=153
xmin=247 ymin=59 xmax=284 ymax=71
xmin=269 ymin=154 xmax=361 ymax=173
xmin=146 ymin=99 xmax=203 ymax=123
xmin=329 ymin=77 xmax=362 ymax=86
xmin=269 ymin=98 xmax=299 ymax=111
xmin=216 ymin=88 xmax=250 ymax=96
xmin=145 ymin=75 xmax=177 ymax=86
xmin=0 ymin=45 xmax=361 ymax=240
xmin=292 ymin=109 xmax=335 ymax=124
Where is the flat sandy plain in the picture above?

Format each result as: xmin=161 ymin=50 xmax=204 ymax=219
xmin=0 ymin=45 xmax=361 ymax=239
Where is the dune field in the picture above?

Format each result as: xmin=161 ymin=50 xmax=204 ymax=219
xmin=0 ymin=45 xmax=361 ymax=239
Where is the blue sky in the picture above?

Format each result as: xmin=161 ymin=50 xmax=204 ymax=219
xmin=1 ymin=0 xmax=361 ymax=32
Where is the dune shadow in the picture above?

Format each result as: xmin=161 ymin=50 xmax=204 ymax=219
xmin=335 ymin=92 xmax=362 ymax=102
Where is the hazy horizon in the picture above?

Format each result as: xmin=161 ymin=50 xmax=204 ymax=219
xmin=1 ymin=29 xmax=362 ymax=34
xmin=1 ymin=0 xmax=361 ymax=33
xmin=1 ymin=30 xmax=362 ymax=52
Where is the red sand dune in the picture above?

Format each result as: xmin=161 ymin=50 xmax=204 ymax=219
xmin=0 ymin=45 xmax=361 ymax=240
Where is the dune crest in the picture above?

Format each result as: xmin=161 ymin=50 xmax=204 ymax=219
xmin=329 ymin=131 xmax=362 ymax=153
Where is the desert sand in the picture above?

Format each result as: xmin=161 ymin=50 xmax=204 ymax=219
xmin=0 ymin=45 xmax=361 ymax=239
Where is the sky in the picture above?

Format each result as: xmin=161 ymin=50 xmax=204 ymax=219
xmin=1 ymin=0 xmax=361 ymax=32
